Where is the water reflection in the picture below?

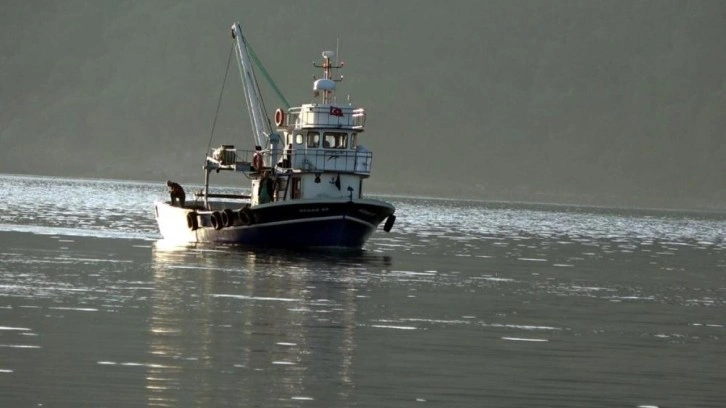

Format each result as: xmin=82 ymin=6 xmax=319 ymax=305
xmin=147 ymin=242 xmax=390 ymax=406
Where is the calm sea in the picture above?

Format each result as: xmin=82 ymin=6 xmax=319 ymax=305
xmin=1 ymin=174 xmax=724 ymax=407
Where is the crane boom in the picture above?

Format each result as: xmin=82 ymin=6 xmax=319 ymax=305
xmin=230 ymin=22 xmax=272 ymax=149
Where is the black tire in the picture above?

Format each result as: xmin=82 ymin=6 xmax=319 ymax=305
xmin=222 ymin=209 xmax=235 ymax=227
xmin=383 ymin=215 xmax=396 ymax=232
xmin=186 ymin=212 xmax=199 ymax=231
xmin=237 ymin=208 xmax=251 ymax=226
xmin=211 ymin=211 xmax=224 ymax=230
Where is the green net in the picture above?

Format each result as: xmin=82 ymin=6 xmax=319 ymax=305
xmin=247 ymin=42 xmax=291 ymax=110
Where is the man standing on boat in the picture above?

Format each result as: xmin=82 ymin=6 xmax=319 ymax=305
xmin=258 ymin=172 xmax=274 ymax=204
xmin=167 ymin=180 xmax=185 ymax=207
xmin=252 ymin=145 xmax=263 ymax=172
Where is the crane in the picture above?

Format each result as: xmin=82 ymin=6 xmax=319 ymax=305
xmin=230 ymin=22 xmax=281 ymax=161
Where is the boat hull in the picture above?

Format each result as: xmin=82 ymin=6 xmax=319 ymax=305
xmin=154 ymin=198 xmax=395 ymax=249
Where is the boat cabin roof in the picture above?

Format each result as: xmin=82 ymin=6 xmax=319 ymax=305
xmin=285 ymin=103 xmax=366 ymax=131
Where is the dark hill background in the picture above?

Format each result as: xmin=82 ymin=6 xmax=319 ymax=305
xmin=1 ymin=0 xmax=725 ymax=210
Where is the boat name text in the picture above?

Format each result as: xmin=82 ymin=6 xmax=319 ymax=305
xmin=299 ymin=207 xmax=330 ymax=213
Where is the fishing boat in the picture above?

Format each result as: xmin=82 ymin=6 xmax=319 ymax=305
xmin=153 ymin=22 xmax=396 ymax=248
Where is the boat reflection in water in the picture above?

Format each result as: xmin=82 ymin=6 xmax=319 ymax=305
xmin=146 ymin=241 xmax=390 ymax=405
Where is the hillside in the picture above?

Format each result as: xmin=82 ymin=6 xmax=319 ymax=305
xmin=1 ymin=0 xmax=724 ymax=210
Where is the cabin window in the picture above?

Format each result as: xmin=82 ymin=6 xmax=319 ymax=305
xmin=307 ymin=132 xmax=320 ymax=148
xmin=323 ymin=132 xmax=348 ymax=149
xmin=295 ymin=133 xmax=303 ymax=145
xmin=350 ymin=133 xmax=358 ymax=149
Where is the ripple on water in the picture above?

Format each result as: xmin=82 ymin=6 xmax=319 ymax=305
xmin=0 ymin=344 xmax=41 ymax=349
xmin=370 ymin=324 xmax=418 ymax=330
xmin=388 ymin=198 xmax=726 ymax=256
xmin=501 ymin=337 xmax=549 ymax=342
xmin=211 ymin=294 xmax=300 ymax=302
xmin=0 ymin=326 xmax=31 ymax=331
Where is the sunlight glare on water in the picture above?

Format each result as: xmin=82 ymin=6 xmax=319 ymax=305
xmin=0 ymin=175 xmax=724 ymax=407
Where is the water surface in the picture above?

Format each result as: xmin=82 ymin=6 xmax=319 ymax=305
xmin=1 ymin=175 xmax=724 ymax=407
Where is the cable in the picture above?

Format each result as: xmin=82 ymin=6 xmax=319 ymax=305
xmin=206 ymin=44 xmax=234 ymax=153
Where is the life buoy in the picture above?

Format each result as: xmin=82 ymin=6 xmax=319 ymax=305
xmin=222 ymin=209 xmax=235 ymax=227
xmin=186 ymin=212 xmax=199 ymax=231
xmin=274 ymin=108 xmax=285 ymax=127
xmin=383 ymin=214 xmax=396 ymax=232
xmin=211 ymin=211 xmax=224 ymax=230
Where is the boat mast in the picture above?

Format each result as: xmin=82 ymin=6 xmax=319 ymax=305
xmin=230 ymin=22 xmax=273 ymax=149
xmin=313 ymin=50 xmax=343 ymax=104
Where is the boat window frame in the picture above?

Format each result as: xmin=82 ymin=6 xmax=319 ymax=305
xmin=323 ymin=131 xmax=348 ymax=149
xmin=307 ymin=131 xmax=320 ymax=148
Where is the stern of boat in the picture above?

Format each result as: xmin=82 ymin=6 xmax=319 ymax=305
xmin=154 ymin=201 xmax=199 ymax=243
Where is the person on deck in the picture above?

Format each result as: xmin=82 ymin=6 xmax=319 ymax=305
xmin=284 ymin=143 xmax=293 ymax=168
xmin=258 ymin=172 xmax=274 ymax=204
xmin=167 ymin=180 xmax=185 ymax=207
xmin=252 ymin=145 xmax=263 ymax=172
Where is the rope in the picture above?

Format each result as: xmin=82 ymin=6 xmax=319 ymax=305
xmin=207 ymin=44 xmax=235 ymax=153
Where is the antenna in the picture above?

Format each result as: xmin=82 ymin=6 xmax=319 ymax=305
xmin=335 ymin=39 xmax=340 ymax=105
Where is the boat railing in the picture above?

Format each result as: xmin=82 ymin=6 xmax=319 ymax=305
xmin=206 ymin=145 xmax=372 ymax=175
xmin=206 ymin=146 xmax=254 ymax=172
xmin=278 ymin=149 xmax=372 ymax=175
xmin=286 ymin=106 xmax=366 ymax=129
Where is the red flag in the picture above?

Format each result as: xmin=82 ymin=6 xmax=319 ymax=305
xmin=329 ymin=106 xmax=344 ymax=117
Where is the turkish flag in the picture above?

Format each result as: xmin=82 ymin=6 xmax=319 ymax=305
xmin=329 ymin=106 xmax=344 ymax=117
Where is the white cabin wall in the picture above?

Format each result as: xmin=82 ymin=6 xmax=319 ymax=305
xmin=339 ymin=174 xmax=363 ymax=198
xmin=290 ymin=148 xmax=371 ymax=175
xmin=299 ymin=173 xmax=363 ymax=199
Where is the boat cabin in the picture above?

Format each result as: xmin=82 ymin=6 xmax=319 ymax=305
xmin=203 ymin=49 xmax=375 ymax=209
